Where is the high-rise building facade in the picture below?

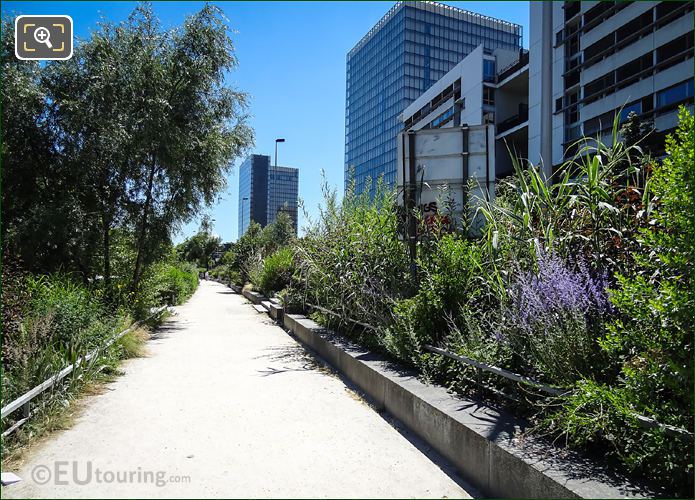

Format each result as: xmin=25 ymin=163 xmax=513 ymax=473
xmin=345 ymin=0 xmax=522 ymax=195
xmin=238 ymin=154 xmax=269 ymax=237
xmin=238 ymin=154 xmax=299 ymax=237
xmin=267 ymin=165 xmax=299 ymax=231
xmin=528 ymin=1 xmax=694 ymax=175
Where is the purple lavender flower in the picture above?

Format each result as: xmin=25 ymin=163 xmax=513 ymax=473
xmin=512 ymin=250 xmax=611 ymax=334
xmin=493 ymin=329 xmax=506 ymax=343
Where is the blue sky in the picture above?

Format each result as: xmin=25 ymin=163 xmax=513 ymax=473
xmin=3 ymin=1 xmax=529 ymax=243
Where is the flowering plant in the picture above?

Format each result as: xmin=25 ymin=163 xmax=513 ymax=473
xmin=506 ymin=249 xmax=612 ymax=385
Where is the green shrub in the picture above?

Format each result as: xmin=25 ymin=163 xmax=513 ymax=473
xmin=205 ymin=264 xmax=241 ymax=286
xmin=161 ymin=261 xmax=199 ymax=304
xmin=542 ymin=380 xmax=692 ymax=494
xmin=24 ymin=275 xmax=109 ymax=349
xmin=227 ymin=267 xmax=241 ymax=285
xmin=132 ymin=261 xmax=198 ymax=318
xmin=558 ymin=108 xmax=693 ymax=491
xmin=257 ymin=247 xmax=295 ymax=296
xmin=222 ymin=212 xmax=296 ymax=286
xmin=2 ymin=259 xmax=197 ymax=417
xmin=1 ymin=272 xmax=126 ymax=405
xmin=383 ymin=235 xmax=490 ymax=365
xmin=288 ymin=110 xmax=694 ymax=494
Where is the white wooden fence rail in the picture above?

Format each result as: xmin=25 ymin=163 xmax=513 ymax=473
xmin=1 ymin=306 xmax=168 ymax=435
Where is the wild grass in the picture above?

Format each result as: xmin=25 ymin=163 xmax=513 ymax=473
xmin=1 ymin=260 xmax=186 ymax=459
xmin=1 ymin=307 xmax=154 ymax=467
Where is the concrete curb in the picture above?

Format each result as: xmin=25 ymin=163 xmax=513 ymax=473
xmin=267 ymin=301 xmax=284 ymax=323
xmin=241 ymin=288 xmax=264 ymax=305
xmin=228 ymin=285 xmax=283 ymax=323
xmin=280 ymin=313 xmax=655 ymax=499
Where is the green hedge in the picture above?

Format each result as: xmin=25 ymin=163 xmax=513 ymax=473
xmin=132 ymin=261 xmax=199 ymax=318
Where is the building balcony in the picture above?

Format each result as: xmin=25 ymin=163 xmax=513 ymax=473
xmin=496 ymin=50 xmax=529 ymax=84
xmin=497 ymin=106 xmax=528 ymax=135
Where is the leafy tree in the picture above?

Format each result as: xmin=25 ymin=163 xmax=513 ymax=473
xmin=232 ymin=222 xmax=264 ymax=283
xmin=260 ymin=211 xmax=295 ymax=254
xmin=0 ymin=17 xmax=89 ymax=275
xmin=125 ymin=4 xmax=253 ymax=293
xmin=44 ymin=15 xmax=137 ymax=293
xmin=178 ymin=218 xmax=221 ymax=270
xmin=620 ymin=110 xmax=656 ymax=154
xmin=2 ymin=4 xmax=253 ymax=296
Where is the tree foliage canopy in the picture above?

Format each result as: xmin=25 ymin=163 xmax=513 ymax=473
xmin=1 ymin=3 xmax=253 ymax=298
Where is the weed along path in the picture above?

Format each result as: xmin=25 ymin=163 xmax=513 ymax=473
xmin=3 ymin=280 xmax=475 ymax=499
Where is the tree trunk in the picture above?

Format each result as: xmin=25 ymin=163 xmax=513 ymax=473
xmin=76 ymin=255 xmax=91 ymax=287
xmin=101 ymin=209 xmax=112 ymax=298
xmin=131 ymin=160 xmax=157 ymax=294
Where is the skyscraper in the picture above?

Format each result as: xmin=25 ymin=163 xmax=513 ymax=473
xmin=267 ymin=165 xmax=299 ymax=231
xmin=238 ymin=154 xmax=299 ymax=237
xmin=345 ymin=1 xmax=522 ymax=195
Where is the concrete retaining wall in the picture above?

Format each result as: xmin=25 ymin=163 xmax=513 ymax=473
xmin=241 ymin=289 xmax=264 ymax=305
xmin=281 ymin=313 xmax=654 ymax=499
xmin=267 ymin=301 xmax=284 ymax=323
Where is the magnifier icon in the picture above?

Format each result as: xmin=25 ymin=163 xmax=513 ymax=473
xmin=34 ymin=27 xmax=53 ymax=49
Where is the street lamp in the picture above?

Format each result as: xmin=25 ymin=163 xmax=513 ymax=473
xmin=203 ymin=218 xmax=217 ymax=272
xmin=274 ymin=138 xmax=285 ymax=167
xmin=241 ymin=197 xmax=249 ymax=237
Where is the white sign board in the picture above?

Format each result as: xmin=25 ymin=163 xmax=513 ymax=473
xmin=397 ymin=124 xmax=495 ymax=229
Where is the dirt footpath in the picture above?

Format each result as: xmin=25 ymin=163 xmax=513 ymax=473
xmin=3 ymin=280 xmax=475 ymax=498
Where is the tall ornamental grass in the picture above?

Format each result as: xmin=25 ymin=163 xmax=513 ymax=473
xmin=294 ymin=177 xmax=412 ymax=338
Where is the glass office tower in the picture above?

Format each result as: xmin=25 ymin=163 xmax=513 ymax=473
xmin=345 ymin=1 xmax=523 ymax=195
xmin=238 ymin=154 xmax=299 ymax=237
xmin=238 ymin=154 xmax=269 ymax=237
xmin=267 ymin=165 xmax=299 ymax=232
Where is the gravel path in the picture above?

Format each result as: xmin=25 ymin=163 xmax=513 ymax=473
xmin=3 ymin=280 xmax=475 ymax=498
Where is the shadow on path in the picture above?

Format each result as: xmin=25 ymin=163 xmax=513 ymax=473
xmin=149 ymin=321 xmax=186 ymax=340
xmin=259 ymin=335 xmax=481 ymax=497
xmin=254 ymin=344 xmax=324 ymax=377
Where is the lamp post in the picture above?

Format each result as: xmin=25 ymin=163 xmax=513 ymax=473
xmin=202 ymin=217 xmax=217 ymax=275
xmin=274 ymin=138 xmax=285 ymax=167
xmin=241 ymin=197 xmax=249 ymax=237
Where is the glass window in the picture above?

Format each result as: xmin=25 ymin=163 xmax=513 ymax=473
xmin=619 ymin=101 xmax=642 ymax=122
xmin=483 ymin=59 xmax=496 ymax=82
xmin=430 ymin=107 xmax=454 ymax=128
xmin=345 ymin=3 xmax=522 ymax=195
xmin=656 ymin=31 xmax=694 ymax=66
xmin=656 ymin=79 xmax=694 ymax=109
xmin=483 ymin=86 xmax=495 ymax=105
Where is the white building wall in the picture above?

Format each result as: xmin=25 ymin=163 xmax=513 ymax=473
xmin=493 ymin=47 xmax=519 ymax=72
xmin=579 ymin=7 xmax=693 ymax=126
xmin=527 ymin=1 xmax=544 ymax=168
xmin=580 ymin=2 xmax=653 ymax=47
xmin=401 ymin=45 xmax=487 ymax=130
xmin=528 ymin=1 xmax=694 ymax=168
xmin=460 ymin=53 xmax=485 ymax=126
